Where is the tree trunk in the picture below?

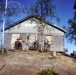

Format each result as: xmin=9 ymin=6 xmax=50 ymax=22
xmin=53 ymin=50 xmax=56 ymax=57
xmin=38 ymin=22 xmax=45 ymax=52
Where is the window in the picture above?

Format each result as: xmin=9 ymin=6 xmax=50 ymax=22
xmin=28 ymin=34 xmax=36 ymax=43
xmin=45 ymin=35 xmax=52 ymax=44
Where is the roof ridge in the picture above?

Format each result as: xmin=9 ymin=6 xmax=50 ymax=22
xmin=4 ymin=15 xmax=66 ymax=33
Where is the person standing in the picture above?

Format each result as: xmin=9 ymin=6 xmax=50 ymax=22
xmin=18 ymin=38 xmax=23 ymax=50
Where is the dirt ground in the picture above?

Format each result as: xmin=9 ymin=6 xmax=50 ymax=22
xmin=0 ymin=50 xmax=76 ymax=75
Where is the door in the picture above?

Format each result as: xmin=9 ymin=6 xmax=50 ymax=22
xmin=11 ymin=34 xmax=20 ymax=49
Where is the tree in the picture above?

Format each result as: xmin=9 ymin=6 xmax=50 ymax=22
xmin=0 ymin=0 xmax=26 ymax=48
xmin=0 ymin=0 xmax=26 ymax=26
xmin=28 ymin=0 xmax=59 ymax=53
xmin=67 ymin=19 xmax=76 ymax=44
xmin=56 ymin=16 xmax=61 ymax=26
xmin=73 ymin=0 xmax=76 ymax=9
xmin=66 ymin=0 xmax=76 ymax=44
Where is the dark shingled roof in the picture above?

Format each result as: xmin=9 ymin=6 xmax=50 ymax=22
xmin=4 ymin=15 xmax=66 ymax=33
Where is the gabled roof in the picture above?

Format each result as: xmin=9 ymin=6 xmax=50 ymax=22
xmin=4 ymin=15 xmax=66 ymax=33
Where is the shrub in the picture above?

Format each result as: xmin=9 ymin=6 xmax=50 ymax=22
xmin=37 ymin=68 xmax=59 ymax=75
xmin=3 ymin=48 xmax=7 ymax=53
xmin=0 ymin=49 xmax=2 ymax=53
xmin=71 ymin=53 xmax=74 ymax=57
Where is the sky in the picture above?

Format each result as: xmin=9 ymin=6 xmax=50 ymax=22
xmin=53 ymin=0 xmax=75 ymax=54
xmin=0 ymin=0 xmax=75 ymax=54
xmin=53 ymin=0 xmax=76 ymax=54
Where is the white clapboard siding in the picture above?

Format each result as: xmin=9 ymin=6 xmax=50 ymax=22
xmin=4 ymin=16 xmax=65 ymax=52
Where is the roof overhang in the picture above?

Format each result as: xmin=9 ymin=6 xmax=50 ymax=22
xmin=1 ymin=15 xmax=66 ymax=33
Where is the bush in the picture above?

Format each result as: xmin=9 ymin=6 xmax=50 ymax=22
xmin=37 ymin=68 xmax=59 ymax=75
xmin=3 ymin=48 xmax=7 ymax=53
xmin=0 ymin=49 xmax=2 ymax=53
xmin=71 ymin=53 xmax=74 ymax=57
xmin=0 ymin=48 xmax=7 ymax=54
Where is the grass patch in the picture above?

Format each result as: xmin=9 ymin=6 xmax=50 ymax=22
xmin=37 ymin=68 xmax=59 ymax=75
